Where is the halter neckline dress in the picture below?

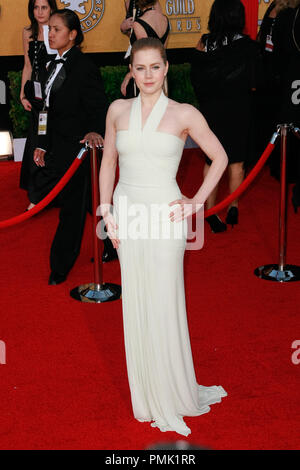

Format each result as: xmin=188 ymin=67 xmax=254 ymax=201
xmin=114 ymin=92 xmax=227 ymax=437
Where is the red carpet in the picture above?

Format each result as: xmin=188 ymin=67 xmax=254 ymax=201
xmin=0 ymin=150 xmax=299 ymax=450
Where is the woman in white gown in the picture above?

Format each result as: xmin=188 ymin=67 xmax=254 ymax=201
xmin=99 ymin=38 xmax=228 ymax=437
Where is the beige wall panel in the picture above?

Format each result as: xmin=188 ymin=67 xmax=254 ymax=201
xmin=0 ymin=0 xmax=271 ymax=56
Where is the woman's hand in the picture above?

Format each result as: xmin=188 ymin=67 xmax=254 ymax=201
xmin=21 ymin=97 xmax=32 ymax=111
xmin=195 ymin=34 xmax=206 ymax=51
xmin=33 ymin=148 xmax=46 ymax=167
xmin=120 ymin=17 xmax=134 ymax=34
xmin=101 ymin=206 xmax=120 ymax=249
xmin=169 ymin=196 xmax=204 ymax=222
xmin=80 ymin=132 xmax=104 ymax=148
xmin=121 ymin=72 xmax=132 ymax=97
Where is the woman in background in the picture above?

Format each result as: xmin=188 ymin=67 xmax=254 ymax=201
xmin=120 ymin=0 xmax=169 ymax=97
xmin=256 ymin=0 xmax=299 ymax=182
xmin=19 ymin=0 xmax=57 ymax=210
xmin=120 ymin=0 xmax=162 ymax=36
xmin=191 ymin=0 xmax=261 ymax=232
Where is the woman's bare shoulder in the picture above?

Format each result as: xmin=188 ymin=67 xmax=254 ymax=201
xmin=143 ymin=9 xmax=166 ymax=22
xmin=108 ymin=98 xmax=133 ymax=118
xmin=167 ymin=99 xmax=206 ymax=126
xmin=168 ymin=99 xmax=199 ymax=115
xmin=110 ymin=98 xmax=133 ymax=111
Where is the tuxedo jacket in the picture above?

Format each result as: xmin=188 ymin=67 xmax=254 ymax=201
xmin=38 ymin=46 xmax=108 ymax=174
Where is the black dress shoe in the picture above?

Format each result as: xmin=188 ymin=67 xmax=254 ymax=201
xmin=225 ymin=207 xmax=239 ymax=227
xmin=206 ymin=215 xmax=227 ymax=233
xmin=102 ymin=249 xmax=118 ymax=263
xmin=48 ymin=272 xmax=67 ymax=285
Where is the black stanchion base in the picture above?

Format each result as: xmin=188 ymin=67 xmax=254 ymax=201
xmin=254 ymin=264 xmax=300 ymax=282
xmin=70 ymin=282 xmax=121 ymax=303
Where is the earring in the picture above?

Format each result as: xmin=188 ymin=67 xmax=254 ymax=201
xmin=163 ymin=76 xmax=168 ymax=96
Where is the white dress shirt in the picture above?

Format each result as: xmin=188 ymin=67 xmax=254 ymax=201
xmin=45 ymin=48 xmax=71 ymax=108
xmin=37 ymin=49 xmax=71 ymax=153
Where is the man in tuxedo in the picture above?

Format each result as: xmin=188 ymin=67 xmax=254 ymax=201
xmin=33 ymin=9 xmax=116 ymax=285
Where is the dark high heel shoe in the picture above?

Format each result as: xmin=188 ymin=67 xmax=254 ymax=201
xmin=48 ymin=271 xmax=67 ymax=285
xmin=292 ymin=184 xmax=300 ymax=214
xmin=225 ymin=207 xmax=239 ymax=227
xmin=206 ymin=215 xmax=227 ymax=233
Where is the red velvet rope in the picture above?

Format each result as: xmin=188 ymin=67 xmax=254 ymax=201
xmin=0 ymin=149 xmax=88 ymax=229
xmin=204 ymin=142 xmax=276 ymax=218
xmin=0 ymin=139 xmax=276 ymax=229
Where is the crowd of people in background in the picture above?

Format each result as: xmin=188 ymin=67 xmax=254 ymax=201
xmin=19 ymin=2 xmax=115 ymax=285
xmin=16 ymin=0 xmax=300 ymax=281
xmin=191 ymin=0 xmax=261 ymax=232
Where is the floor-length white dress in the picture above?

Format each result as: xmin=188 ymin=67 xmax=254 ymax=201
xmin=113 ymin=91 xmax=227 ymax=437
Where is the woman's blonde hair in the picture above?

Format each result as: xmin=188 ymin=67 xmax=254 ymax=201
xmin=276 ymin=0 xmax=300 ymax=10
xmin=130 ymin=37 xmax=167 ymax=64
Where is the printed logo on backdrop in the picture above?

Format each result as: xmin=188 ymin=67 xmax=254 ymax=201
xmin=165 ymin=0 xmax=201 ymax=34
xmin=60 ymin=0 xmax=105 ymax=33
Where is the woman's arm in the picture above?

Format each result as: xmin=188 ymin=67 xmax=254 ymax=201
xmin=120 ymin=21 xmax=147 ymax=95
xmin=100 ymin=102 xmax=119 ymax=209
xmin=121 ymin=71 xmax=132 ymax=97
xmin=120 ymin=0 xmax=133 ymax=35
xmin=195 ymin=36 xmax=205 ymax=51
xmin=99 ymin=101 xmax=121 ymax=247
xmin=186 ymin=105 xmax=228 ymax=204
xmin=120 ymin=17 xmax=134 ymax=35
xmin=170 ymin=105 xmax=228 ymax=221
xmin=120 ymin=19 xmax=148 ymax=95
xmin=20 ymin=28 xmax=32 ymax=111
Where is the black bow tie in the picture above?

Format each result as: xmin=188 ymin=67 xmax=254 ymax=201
xmin=52 ymin=58 xmax=66 ymax=64
xmin=46 ymin=57 xmax=67 ymax=80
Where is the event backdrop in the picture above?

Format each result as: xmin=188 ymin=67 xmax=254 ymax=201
xmin=0 ymin=0 xmax=271 ymax=56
